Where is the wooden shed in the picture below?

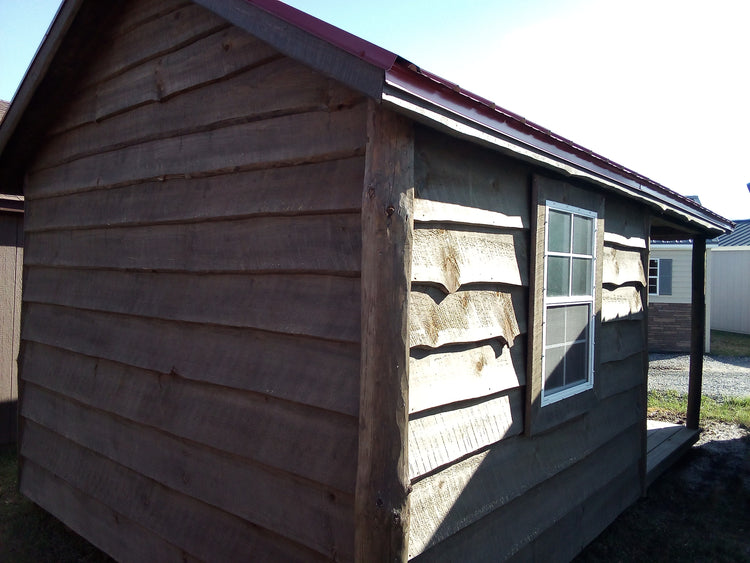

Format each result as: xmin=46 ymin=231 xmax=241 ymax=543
xmin=0 ymin=1 xmax=733 ymax=561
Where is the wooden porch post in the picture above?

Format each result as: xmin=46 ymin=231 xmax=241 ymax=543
xmin=355 ymin=101 xmax=413 ymax=562
xmin=686 ymin=236 xmax=706 ymax=430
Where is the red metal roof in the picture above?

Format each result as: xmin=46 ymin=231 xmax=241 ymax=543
xmin=245 ymin=0 xmax=732 ymax=232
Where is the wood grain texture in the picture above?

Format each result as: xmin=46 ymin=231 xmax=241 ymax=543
xmin=411 ymin=426 xmax=641 ymax=561
xmin=603 ymin=245 xmax=646 ymax=287
xmin=26 ymin=157 xmax=363 ymax=231
xmin=602 ymin=285 xmax=644 ymax=322
xmin=603 ymin=196 xmax=649 ymax=250
xmin=76 ymin=2 xmax=227 ymax=91
xmin=409 ymin=286 xmax=524 ymax=349
xmin=25 ymin=267 xmax=360 ymax=343
xmin=413 ymin=199 xmax=525 ymax=229
xmin=28 ymin=104 xmax=368 ymax=198
xmin=600 ymin=320 xmax=646 ymax=364
xmin=355 ymin=103 xmax=413 ymax=561
xmin=408 ymin=389 xmax=524 ymax=480
xmin=0 ymin=214 xmax=22 ymax=443
xmin=20 ymin=459 xmax=198 ymax=563
xmin=408 ymin=389 xmax=640 ymax=556
xmin=20 ymin=415 xmax=327 ymax=562
xmin=411 ymin=226 xmax=528 ymax=292
xmin=52 ymin=27 xmax=280 ymax=133
xmin=414 ymin=126 xmax=530 ymax=229
xmin=25 ymin=213 xmax=361 ymax=274
xmin=508 ymin=464 xmax=640 ymax=563
xmin=21 ymin=383 xmax=354 ymax=559
xmin=409 ymin=338 xmax=526 ymax=415
xmin=22 ymin=364 xmax=357 ymax=492
xmin=597 ymin=351 xmax=645 ymax=399
xmin=22 ymin=303 xmax=360 ymax=416
xmin=37 ymin=58 xmax=362 ymax=171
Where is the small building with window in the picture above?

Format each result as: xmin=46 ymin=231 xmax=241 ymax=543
xmin=0 ymin=1 xmax=733 ymax=561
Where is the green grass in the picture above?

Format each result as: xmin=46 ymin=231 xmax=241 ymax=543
xmin=0 ymin=445 xmax=111 ymax=563
xmin=711 ymin=330 xmax=750 ymax=357
xmin=648 ymin=390 xmax=750 ymax=428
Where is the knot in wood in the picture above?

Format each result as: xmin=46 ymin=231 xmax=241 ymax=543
xmin=386 ymin=205 xmax=395 ymax=217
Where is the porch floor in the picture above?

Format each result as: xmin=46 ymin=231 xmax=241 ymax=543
xmin=646 ymin=420 xmax=699 ymax=487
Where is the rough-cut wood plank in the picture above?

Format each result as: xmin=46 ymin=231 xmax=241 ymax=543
xmin=411 ymin=427 xmax=641 ymax=561
xmin=598 ymin=351 xmax=645 ymax=399
xmin=509 ymin=464 xmax=640 ymax=563
xmin=22 ymin=303 xmax=360 ymax=416
xmin=408 ymin=389 xmax=524 ymax=480
xmin=52 ymin=28 xmax=281 ymax=133
xmin=409 ymin=337 xmax=526 ymax=414
xmin=76 ymin=3 xmax=227 ymax=91
xmin=21 ymin=387 xmax=354 ymax=559
xmin=0 ymin=214 xmax=22 ymax=444
xmin=25 ymin=268 xmax=360 ymax=343
xmin=26 ymin=157 xmax=364 ymax=231
xmin=603 ymin=245 xmax=646 ymax=287
xmin=37 ymin=58 xmax=361 ymax=171
xmin=411 ymin=225 xmax=528 ymax=293
xmin=600 ymin=320 xmax=646 ymax=364
xmin=25 ymin=213 xmax=361 ymax=274
xmin=20 ymin=417 xmax=327 ymax=562
xmin=28 ymin=104 xmax=368 ymax=198
xmin=414 ymin=126 xmax=530 ymax=229
xmin=22 ymin=377 xmax=356 ymax=499
xmin=409 ymin=285 xmax=524 ymax=349
xmin=602 ymin=285 xmax=644 ymax=322
xmin=408 ymin=391 xmax=640 ymax=556
xmin=603 ymin=196 xmax=649 ymax=250
xmin=355 ymin=103 xmax=412 ymax=562
xmin=646 ymin=426 xmax=699 ymax=486
xmin=20 ymin=459 xmax=197 ymax=563
xmin=413 ymin=199 xmax=525 ymax=229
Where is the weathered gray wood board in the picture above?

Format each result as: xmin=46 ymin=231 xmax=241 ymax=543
xmin=18 ymin=3 xmax=366 ymax=560
xmin=0 ymin=213 xmax=23 ymax=444
xmin=407 ymin=137 xmax=649 ymax=560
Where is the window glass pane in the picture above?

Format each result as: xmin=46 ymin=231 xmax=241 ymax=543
xmin=572 ymin=215 xmax=593 ymax=255
xmin=564 ymin=342 xmax=588 ymax=386
xmin=565 ymin=304 xmax=590 ymax=343
xmin=548 ymin=210 xmax=571 ymax=253
xmin=547 ymin=256 xmax=570 ymax=296
xmin=571 ymin=257 xmax=592 ymax=296
xmin=544 ymin=345 xmax=565 ymax=391
xmin=545 ymin=306 xmax=566 ymax=346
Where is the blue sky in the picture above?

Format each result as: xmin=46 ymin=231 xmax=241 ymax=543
xmin=1 ymin=0 xmax=748 ymax=219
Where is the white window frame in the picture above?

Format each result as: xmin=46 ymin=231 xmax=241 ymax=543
xmin=648 ymin=258 xmax=660 ymax=295
xmin=541 ymin=200 xmax=597 ymax=406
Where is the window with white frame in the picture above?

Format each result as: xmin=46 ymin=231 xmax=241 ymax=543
xmin=648 ymin=258 xmax=672 ymax=296
xmin=541 ymin=202 xmax=597 ymax=405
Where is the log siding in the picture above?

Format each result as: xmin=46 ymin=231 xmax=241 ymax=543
xmin=18 ymin=2 xmax=366 ymax=560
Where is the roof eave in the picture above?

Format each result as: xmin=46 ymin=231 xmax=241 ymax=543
xmin=383 ymin=63 xmax=733 ymax=237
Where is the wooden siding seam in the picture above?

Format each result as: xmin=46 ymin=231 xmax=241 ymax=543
xmin=25 ymin=147 xmax=368 ymax=202
xmin=408 ymin=387 xmax=521 ymax=423
xmin=35 ymin=95 xmax=356 ymax=174
xmin=20 ymin=448 xmax=329 ymax=562
xmin=19 ymin=331 xmax=359 ymax=419
xmin=24 ymin=208 xmax=364 ymax=234
xmin=114 ymin=1 xmax=194 ymax=38
xmin=20 ymin=299 xmax=362 ymax=345
xmin=20 ymin=381 xmax=357 ymax=500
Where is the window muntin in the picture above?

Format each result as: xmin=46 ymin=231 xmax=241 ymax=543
xmin=648 ymin=259 xmax=659 ymax=295
xmin=542 ymin=201 xmax=597 ymax=405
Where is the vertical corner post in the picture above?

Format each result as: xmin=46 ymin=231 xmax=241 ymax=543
xmin=355 ymin=100 xmax=414 ymax=562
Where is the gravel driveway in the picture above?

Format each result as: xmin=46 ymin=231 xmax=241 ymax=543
xmin=648 ymin=353 xmax=750 ymax=398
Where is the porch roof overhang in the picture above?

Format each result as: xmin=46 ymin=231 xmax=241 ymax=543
xmin=0 ymin=0 xmax=735 ymax=241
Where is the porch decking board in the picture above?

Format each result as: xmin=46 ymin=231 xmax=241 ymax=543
xmin=646 ymin=420 xmax=699 ymax=487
